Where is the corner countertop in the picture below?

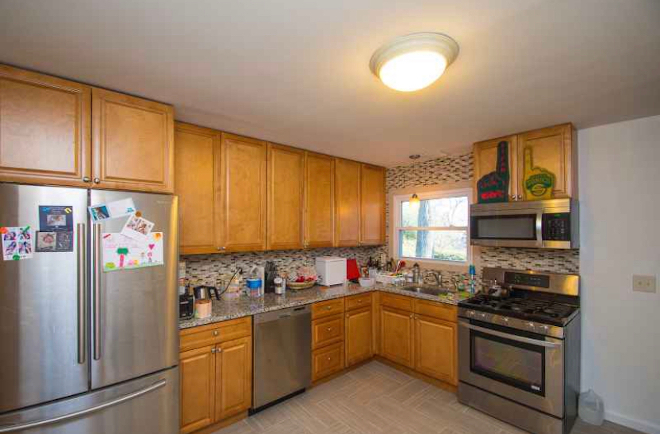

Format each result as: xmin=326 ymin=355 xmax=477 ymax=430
xmin=179 ymin=282 xmax=466 ymax=330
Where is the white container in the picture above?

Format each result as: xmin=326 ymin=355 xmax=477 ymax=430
xmin=315 ymin=256 xmax=347 ymax=286
xmin=358 ymin=277 xmax=375 ymax=287
xmin=579 ymin=390 xmax=604 ymax=425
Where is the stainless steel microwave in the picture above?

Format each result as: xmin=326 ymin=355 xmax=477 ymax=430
xmin=470 ymin=199 xmax=579 ymax=249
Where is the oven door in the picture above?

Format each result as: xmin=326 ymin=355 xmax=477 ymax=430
xmin=458 ymin=319 xmax=564 ymax=417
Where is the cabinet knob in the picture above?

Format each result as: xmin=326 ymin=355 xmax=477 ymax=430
xmin=327 ymin=327 xmax=332 ymax=332
xmin=357 ymin=300 xmax=362 ymax=304
xmin=211 ymin=348 xmax=216 ymax=353
xmin=410 ymin=314 xmax=414 ymax=319
xmin=510 ymin=194 xmax=516 ymax=200
xmin=83 ymin=176 xmax=91 ymax=183
xmin=326 ymin=306 xmax=332 ymax=310
xmin=517 ymin=195 xmax=523 ymax=200
xmin=327 ymin=357 xmax=332 ymax=361
xmin=213 ymin=330 xmax=219 ymax=336
xmin=93 ymin=178 xmax=100 ymax=184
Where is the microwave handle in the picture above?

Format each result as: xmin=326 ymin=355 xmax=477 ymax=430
xmin=536 ymin=211 xmax=544 ymax=246
xmin=459 ymin=321 xmax=561 ymax=348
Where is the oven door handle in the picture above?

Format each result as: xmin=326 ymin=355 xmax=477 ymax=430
xmin=459 ymin=322 xmax=562 ymax=348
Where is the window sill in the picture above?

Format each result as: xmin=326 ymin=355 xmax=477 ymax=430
xmin=395 ymin=257 xmax=470 ymax=273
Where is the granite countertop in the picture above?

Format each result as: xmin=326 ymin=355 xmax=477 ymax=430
xmin=179 ymin=282 xmax=466 ymax=330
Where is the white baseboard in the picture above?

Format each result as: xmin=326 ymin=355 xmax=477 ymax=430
xmin=605 ymin=410 xmax=660 ymax=434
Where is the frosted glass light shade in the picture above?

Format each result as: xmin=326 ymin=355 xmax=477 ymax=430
xmin=370 ymin=33 xmax=459 ymax=92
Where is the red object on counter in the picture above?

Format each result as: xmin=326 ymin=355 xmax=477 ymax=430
xmin=346 ymin=258 xmax=360 ymax=281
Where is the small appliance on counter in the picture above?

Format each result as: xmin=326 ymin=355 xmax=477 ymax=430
xmin=193 ymin=285 xmax=219 ymax=300
xmin=179 ymin=292 xmax=195 ymax=320
xmin=264 ymin=261 xmax=278 ymax=293
xmin=315 ymin=256 xmax=347 ymax=286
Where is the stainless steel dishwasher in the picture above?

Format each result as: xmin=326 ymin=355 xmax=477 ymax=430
xmin=252 ymin=305 xmax=311 ymax=412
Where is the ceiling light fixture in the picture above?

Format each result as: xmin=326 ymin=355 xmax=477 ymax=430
xmin=370 ymin=33 xmax=459 ymax=92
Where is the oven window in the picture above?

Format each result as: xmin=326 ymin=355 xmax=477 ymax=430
xmin=471 ymin=330 xmax=545 ymax=395
xmin=472 ymin=215 xmax=536 ymax=240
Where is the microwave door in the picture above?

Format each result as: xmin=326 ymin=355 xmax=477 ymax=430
xmin=470 ymin=210 xmax=542 ymax=248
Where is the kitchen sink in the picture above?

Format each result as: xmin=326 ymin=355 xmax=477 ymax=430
xmin=401 ymin=284 xmax=453 ymax=297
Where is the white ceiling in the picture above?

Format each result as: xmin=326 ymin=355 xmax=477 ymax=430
xmin=1 ymin=0 xmax=659 ymax=167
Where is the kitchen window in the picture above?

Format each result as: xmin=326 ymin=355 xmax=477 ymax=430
xmin=393 ymin=188 xmax=471 ymax=264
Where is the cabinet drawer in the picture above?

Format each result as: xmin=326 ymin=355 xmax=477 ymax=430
xmin=414 ymin=300 xmax=457 ymax=323
xmin=180 ymin=317 xmax=252 ymax=352
xmin=312 ymin=314 xmax=344 ymax=349
xmin=312 ymin=341 xmax=344 ymax=381
xmin=380 ymin=293 xmax=413 ymax=312
xmin=312 ymin=298 xmax=345 ymax=320
xmin=345 ymin=293 xmax=372 ymax=311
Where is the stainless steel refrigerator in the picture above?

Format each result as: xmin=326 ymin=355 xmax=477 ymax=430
xmin=0 ymin=184 xmax=179 ymax=433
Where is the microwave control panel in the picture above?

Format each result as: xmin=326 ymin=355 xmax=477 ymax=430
xmin=542 ymin=213 xmax=571 ymax=241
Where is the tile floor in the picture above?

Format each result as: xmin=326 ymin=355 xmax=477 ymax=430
xmin=215 ymin=361 xmax=642 ymax=434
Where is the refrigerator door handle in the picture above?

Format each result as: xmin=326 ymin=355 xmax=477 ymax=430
xmin=76 ymin=223 xmax=87 ymax=365
xmin=0 ymin=380 xmax=167 ymax=433
xmin=92 ymin=223 xmax=102 ymax=361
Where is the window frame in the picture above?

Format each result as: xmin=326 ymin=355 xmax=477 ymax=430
xmin=392 ymin=187 xmax=473 ymax=267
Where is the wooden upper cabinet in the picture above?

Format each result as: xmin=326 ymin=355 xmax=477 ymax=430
xmin=517 ymin=123 xmax=575 ymax=200
xmin=267 ymin=144 xmax=304 ymax=250
xmin=215 ymin=337 xmax=252 ymax=421
xmin=92 ymin=87 xmax=174 ymax=193
xmin=220 ymin=133 xmax=267 ymax=252
xmin=473 ymin=134 xmax=518 ymax=201
xmin=180 ymin=345 xmax=216 ymax=434
xmin=0 ymin=64 xmax=91 ymax=186
xmin=360 ymin=164 xmax=385 ymax=245
xmin=334 ymin=158 xmax=361 ymax=247
xmin=304 ymin=152 xmax=335 ymax=248
xmin=473 ymin=124 xmax=577 ymax=202
xmin=414 ymin=315 xmax=458 ymax=385
xmin=174 ymin=122 xmax=221 ymax=254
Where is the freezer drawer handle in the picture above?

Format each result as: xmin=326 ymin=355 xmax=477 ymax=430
xmin=0 ymin=380 xmax=167 ymax=433
xmin=459 ymin=322 xmax=561 ymax=348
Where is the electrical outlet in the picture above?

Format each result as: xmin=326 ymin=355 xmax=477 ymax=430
xmin=632 ymin=275 xmax=656 ymax=293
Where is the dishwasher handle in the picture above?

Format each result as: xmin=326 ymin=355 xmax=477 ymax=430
xmin=254 ymin=305 xmax=311 ymax=324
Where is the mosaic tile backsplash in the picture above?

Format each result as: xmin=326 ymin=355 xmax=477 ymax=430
xmin=182 ymin=246 xmax=383 ymax=286
xmin=182 ymin=151 xmax=579 ymax=284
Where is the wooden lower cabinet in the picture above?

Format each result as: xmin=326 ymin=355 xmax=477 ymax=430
xmin=179 ymin=318 xmax=252 ymax=433
xmin=380 ymin=306 xmax=414 ymax=368
xmin=180 ymin=345 xmax=216 ymax=434
xmin=215 ymin=337 xmax=252 ymax=421
xmin=414 ymin=315 xmax=458 ymax=386
xmin=345 ymin=306 xmax=373 ymax=366
xmin=312 ymin=341 xmax=344 ymax=381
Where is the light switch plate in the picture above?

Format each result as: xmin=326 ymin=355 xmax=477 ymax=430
xmin=632 ymin=275 xmax=656 ymax=293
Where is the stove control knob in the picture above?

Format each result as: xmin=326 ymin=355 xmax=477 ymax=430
xmin=468 ymin=310 xmax=476 ymax=317
xmin=501 ymin=317 xmax=509 ymax=324
xmin=527 ymin=322 xmax=536 ymax=330
xmin=479 ymin=312 xmax=488 ymax=320
xmin=540 ymin=325 xmax=549 ymax=333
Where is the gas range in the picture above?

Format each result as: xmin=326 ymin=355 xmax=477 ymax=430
xmin=457 ymin=267 xmax=581 ymax=434
xmin=458 ymin=268 xmax=580 ymax=337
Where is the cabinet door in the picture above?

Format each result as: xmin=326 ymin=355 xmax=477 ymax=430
xmin=360 ymin=164 xmax=385 ymax=245
xmin=220 ymin=133 xmax=267 ymax=252
xmin=380 ymin=307 xmax=414 ymax=368
xmin=180 ymin=345 xmax=216 ymax=434
xmin=473 ymin=135 xmax=518 ymax=201
xmin=92 ymin=88 xmax=174 ymax=193
xmin=414 ymin=315 xmax=457 ymax=385
xmin=335 ymin=158 xmax=361 ymax=246
xmin=345 ymin=307 xmax=373 ymax=367
xmin=0 ymin=64 xmax=91 ymax=186
xmin=174 ymin=123 xmax=221 ymax=254
xmin=517 ymin=124 xmax=575 ymax=199
xmin=304 ymin=152 xmax=335 ymax=248
xmin=215 ymin=337 xmax=252 ymax=421
xmin=267 ymin=144 xmax=304 ymax=250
